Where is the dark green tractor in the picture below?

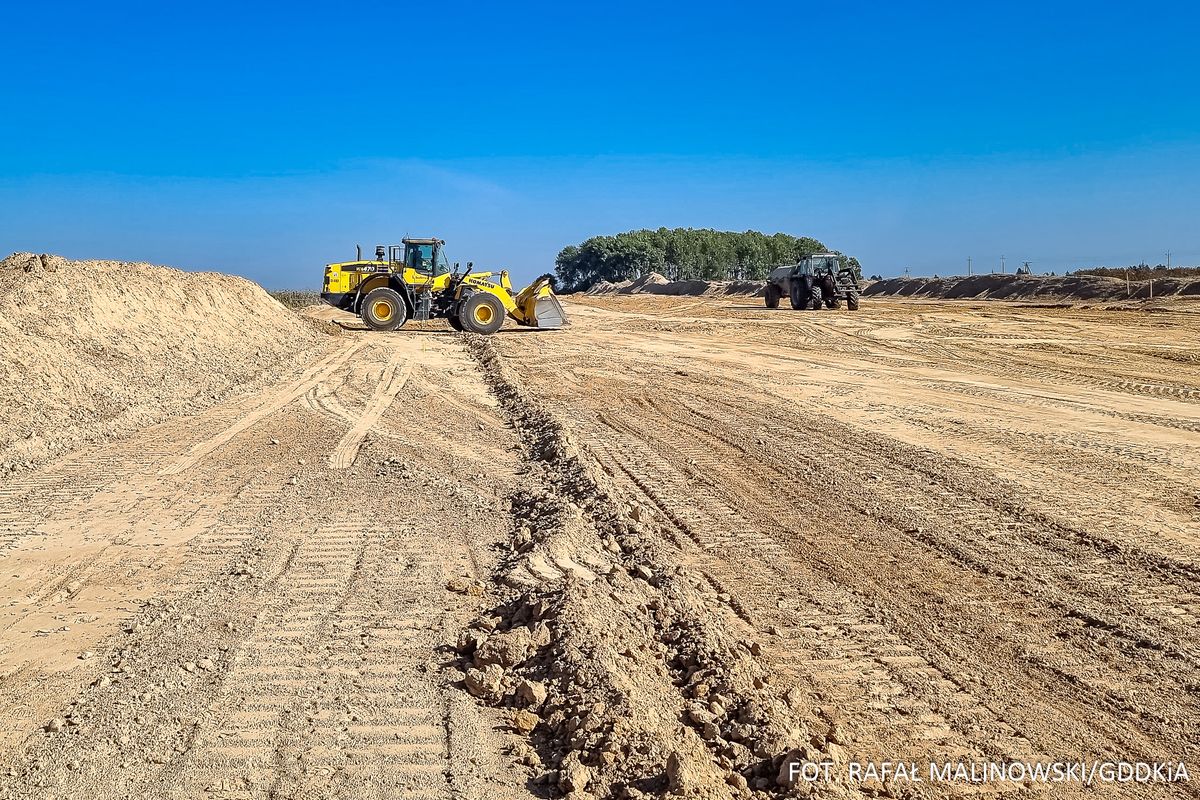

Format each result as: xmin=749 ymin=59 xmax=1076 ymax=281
xmin=764 ymin=254 xmax=860 ymax=311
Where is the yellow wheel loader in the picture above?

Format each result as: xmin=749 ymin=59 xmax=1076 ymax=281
xmin=320 ymin=238 xmax=567 ymax=334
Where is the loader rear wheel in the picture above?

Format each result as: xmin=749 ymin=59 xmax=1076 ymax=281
xmin=361 ymin=288 xmax=407 ymax=331
xmin=765 ymin=284 xmax=781 ymax=309
xmin=846 ymin=293 xmax=860 ymax=311
xmin=459 ymin=292 xmax=505 ymax=335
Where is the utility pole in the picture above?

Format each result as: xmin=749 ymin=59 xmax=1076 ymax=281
xmin=1001 ymin=254 xmax=1006 ymax=274
xmin=1166 ymin=250 xmax=1172 ymax=270
xmin=967 ymin=256 xmax=972 ymax=276
xmin=904 ymin=265 xmax=910 ymax=277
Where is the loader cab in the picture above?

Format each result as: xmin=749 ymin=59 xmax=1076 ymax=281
xmin=402 ymin=238 xmax=451 ymax=277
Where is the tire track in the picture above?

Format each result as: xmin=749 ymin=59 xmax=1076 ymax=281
xmin=160 ymin=342 xmax=363 ymax=476
xmin=582 ymin=408 xmax=1032 ymax=773
xmin=491 ymin=297 xmax=1200 ymax=796
xmin=328 ymin=354 xmax=413 ymax=470
xmin=1 ymin=333 xmax=526 ymax=800
xmin=169 ymin=522 xmax=455 ymax=799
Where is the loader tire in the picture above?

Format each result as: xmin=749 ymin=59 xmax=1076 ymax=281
xmin=459 ymin=292 xmax=505 ymax=335
xmin=361 ymin=288 xmax=408 ymax=331
xmin=447 ymin=316 xmax=464 ymax=332
xmin=765 ymin=284 xmax=781 ymax=309
xmin=846 ymin=293 xmax=860 ymax=311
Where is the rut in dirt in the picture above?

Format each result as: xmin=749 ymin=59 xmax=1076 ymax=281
xmin=446 ymin=335 xmax=860 ymax=799
xmin=486 ymin=296 xmax=1200 ymax=799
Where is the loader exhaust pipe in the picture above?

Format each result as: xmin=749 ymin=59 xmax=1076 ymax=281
xmin=356 ymin=244 xmax=361 ymax=262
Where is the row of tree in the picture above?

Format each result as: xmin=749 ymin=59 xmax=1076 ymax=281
xmin=1072 ymin=264 xmax=1200 ymax=281
xmin=553 ymin=228 xmax=860 ymax=292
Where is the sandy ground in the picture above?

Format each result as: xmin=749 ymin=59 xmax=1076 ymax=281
xmin=0 ymin=322 xmax=529 ymax=798
xmin=2 ymin=294 xmax=1199 ymax=798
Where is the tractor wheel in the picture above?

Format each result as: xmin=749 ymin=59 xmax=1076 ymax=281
xmin=790 ymin=278 xmax=809 ymax=310
xmin=361 ymin=288 xmax=408 ymax=331
xmin=809 ymin=285 xmax=823 ymax=310
xmin=447 ymin=315 xmax=464 ymax=332
xmin=824 ymin=275 xmax=837 ymax=291
xmin=458 ymin=292 xmax=506 ymax=335
xmin=846 ymin=293 xmax=860 ymax=311
xmin=765 ymin=284 xmax=781 ymax=309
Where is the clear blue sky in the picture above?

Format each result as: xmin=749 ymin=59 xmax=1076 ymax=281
xmin=2 ymin=0 xmax=1197 ymax=285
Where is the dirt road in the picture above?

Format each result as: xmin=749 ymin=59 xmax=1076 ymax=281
xmin=0 ymin=326 xmax=530 ymax=798
xmin=2 ymin=295 xmax=1199 ymax=798
xmin=500 ymin=296 xmax=1200 ymax=795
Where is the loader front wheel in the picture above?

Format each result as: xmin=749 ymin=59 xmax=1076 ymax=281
xmin=846 ymin=293 xmax=860 ymax=311
xmin=459 ymin=293 xmax=505 ymax=335
xmin=447 ymin=316 xmax=464 ymax=332
xmin=361 ymin=288 xmax=407 ymax=331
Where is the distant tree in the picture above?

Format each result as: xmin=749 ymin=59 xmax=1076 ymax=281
xmin=1070 ymin=264 xmax=1200 ymax=281
xmin=553 ymin=228 xmax=857 ymax=291
xmin=554 ymin=246 xmax=583 ymax=289
xmin=606 ymin=235 xmax=666 ymax=281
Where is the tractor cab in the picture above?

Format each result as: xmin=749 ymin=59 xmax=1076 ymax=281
xmin=798 ymin=253 xmax=841 ymax=276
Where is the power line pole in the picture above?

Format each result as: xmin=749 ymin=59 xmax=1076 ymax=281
xmin=1001 ymin=254 xmax=1006 ymax=274
xmin=1166 ymin=250 xmax=1172 ymax=269
xmin=967 ymin=256 xmax=972 ymax=276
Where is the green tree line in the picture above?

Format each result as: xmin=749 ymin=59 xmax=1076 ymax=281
xmin=554 ymin=228 xmax=861 ymax=292
xmin=1072 ymin=264 xmax=1200 ymax=281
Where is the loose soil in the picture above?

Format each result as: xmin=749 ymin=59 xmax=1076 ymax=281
xmin=0 ymin=253 xmax=324 ymax=472
xmin=2 ymin=265 xmax=1198 ymax=799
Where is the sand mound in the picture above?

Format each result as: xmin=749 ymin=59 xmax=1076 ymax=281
xmin=585 ymin=273 xmax=765 ymax=298
xmin=585 ymin=272 xmax=669 ymax=294
xmin=583 ymin=271 xmax=1200 ymax=305
xmin=863 ymin=273 xmax=1200 ymax=303
xmin=0 ymin=253 xmax=325 ymax=471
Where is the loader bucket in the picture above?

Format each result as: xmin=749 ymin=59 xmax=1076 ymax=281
xmin=532 ymin=294 xmax=567 ymax=329
xmin=514 ymin=277 xmax=568 ymax=329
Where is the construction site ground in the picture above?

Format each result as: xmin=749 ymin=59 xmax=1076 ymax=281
xmin=2 ymin=291 xmax=1199 ymax=799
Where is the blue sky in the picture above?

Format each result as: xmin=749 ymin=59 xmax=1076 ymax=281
xmin=2 ymin=1 xmax=1197 ymax=285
